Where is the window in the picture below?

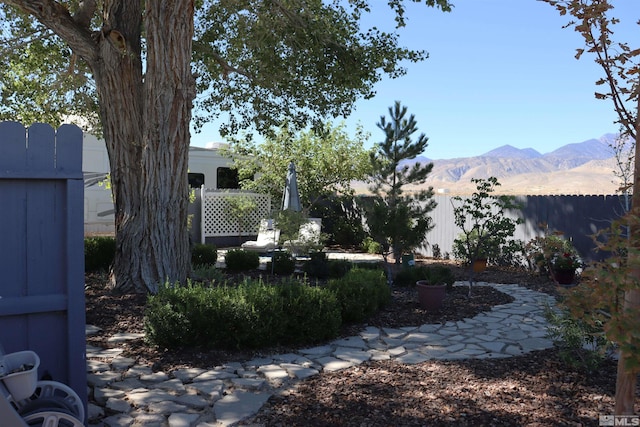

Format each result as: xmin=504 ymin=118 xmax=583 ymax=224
xmin=217 ymin=167 xmax=240 ymax=189
xmin=188 ymin=173 xmax=205 ymax=189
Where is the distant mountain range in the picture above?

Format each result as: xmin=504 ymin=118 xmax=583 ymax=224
xmin=368 ymin=134 xmax=628 ymax=195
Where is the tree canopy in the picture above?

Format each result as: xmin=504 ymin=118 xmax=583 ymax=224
xmin=0 ymin=0 xmax=453 ymax=136
xmin=227 ymin=122 xmax=372 ymax=212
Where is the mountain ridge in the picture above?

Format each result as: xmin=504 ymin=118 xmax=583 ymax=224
xmin=381 ymin=133 xmax=627 ymax=195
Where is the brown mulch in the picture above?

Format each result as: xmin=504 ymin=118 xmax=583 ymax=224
xmin=85 ymin=259 xmax=638 ymax=426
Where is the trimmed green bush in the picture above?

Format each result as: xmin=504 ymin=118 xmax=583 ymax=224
xmin=302 ymin=254 xmax=354 ymax=279
xmin=191 ymin=243 xmax=217 ymax=267
xmin=269 ymin=251 xmax=296 ymax=275
xmin=303 ymin=252 xmax=329 ymax=279
xmin=144 ymin=279 xmax=341 ymax=350
xmin=224 ymin=249 xmax=260 ymax=272
xmin=327 ymin=268 xmax=390 ymax=323
xmin=84 ymin=236 xmax=116 ymax=272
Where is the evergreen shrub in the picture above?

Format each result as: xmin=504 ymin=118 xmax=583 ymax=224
xmin=192 ymin=264 xmax=225 ymax=283
xmin=302 ymin=251 xmax=329 ymax=279
xmin=268 ymin=251 xmax=296 ymax=275
xmin=191 ymin=243 xmax=217 ymax=267
xmin=327 ymin=268 xmax=390 ymax=323
xmin=224 ymin=249 xmax=260 ymax=271
xmin=328 ymin=259 xmax=353 ymax=278
xmin=361 ymin=236 xmax=382 ymax=254
xmin=84 ymin=236 xmax=116 ymax=272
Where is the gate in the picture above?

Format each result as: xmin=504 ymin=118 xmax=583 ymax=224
xmin=0 ymin=121 xmax=87 ymax=412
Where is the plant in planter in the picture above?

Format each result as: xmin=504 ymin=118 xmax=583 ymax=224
xmin=524 ymin=227 xmax=581 ymax=285
xmin=451 ymin=177 xmax=523 ymax=297
xmin=452 ymin=230 xmax=499 ymax=274
xmin=415 ymin=265 xmax=455 ymax=311
xmin=551 ymin=251 xmax=581 ymax=285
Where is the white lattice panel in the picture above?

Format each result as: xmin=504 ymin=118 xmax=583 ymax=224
xmin=201 ymin=189 xmax=271 ymax=239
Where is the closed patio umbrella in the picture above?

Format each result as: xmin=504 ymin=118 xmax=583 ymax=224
xmin=282 ymin=161 xmax=301 ymax=212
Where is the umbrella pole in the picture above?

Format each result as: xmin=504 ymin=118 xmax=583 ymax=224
xmin=272 ymin=225 xmax=276 ymax=274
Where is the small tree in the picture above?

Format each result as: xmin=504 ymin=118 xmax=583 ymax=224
xmin=609 ymin=129 xmax=634 ymax=216
xmin=227 ymin=122 xmax=372 ymax=212
xmin=223 ymin=194 xmax=257 ymax=246
xmin=543 ymin=0 xmax=640 ymax=413
xmin=365 ymin=101 xmax=437 ymax=275
xmin=451 ymin=177 xmax=522 ymax=296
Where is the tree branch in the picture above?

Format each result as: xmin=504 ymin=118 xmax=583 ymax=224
xmin=211 ymin=50 xmax=253 ymax=80
xmin=2 ymin=0 xmax=98 ymax=66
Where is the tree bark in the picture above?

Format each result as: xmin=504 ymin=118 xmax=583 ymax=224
xmin=91 ymin=0 xmax=195 ymax=293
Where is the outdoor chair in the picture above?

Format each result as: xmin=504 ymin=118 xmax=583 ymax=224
xmin=282 ymin=218 xmax=322 ymax=256
xmin=241 ymin=219 xmax=280 ymax=253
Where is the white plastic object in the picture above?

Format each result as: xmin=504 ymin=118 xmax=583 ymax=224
xmin=0 ymin=351 xmax=40 ymax=401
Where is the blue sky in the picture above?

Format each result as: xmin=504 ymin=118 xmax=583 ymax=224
xmin=190 ymin=1 xmax=638 ymax=160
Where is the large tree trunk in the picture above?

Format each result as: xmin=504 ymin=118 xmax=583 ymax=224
xmin=616 ymin=101 xmax=640 ymax=414
xmin=93 ymin=1 xmax=195 ymax=294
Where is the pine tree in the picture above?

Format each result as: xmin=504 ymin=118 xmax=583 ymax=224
xmin=366 ymin=101 xmax=437 ymax=266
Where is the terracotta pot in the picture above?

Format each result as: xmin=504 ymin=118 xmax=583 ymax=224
xmin=416 ymin=280 xmax=447 ymax=311
xmin=473 ymin=258 xmax=487 ymax=273
xmin=553 ymin=268 xmax=576 ymax=285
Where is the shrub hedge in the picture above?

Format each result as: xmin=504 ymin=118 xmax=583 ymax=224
xmin=268 ymin=251 xmax=296 ymax=275
xmin=327 ymin=268 xmax=390 ymax=323
xmin=84 ymin=236 xmax=116 ymax=272
xmin=145 ymin=279 xmax=342 ymax=350
xmin=302 ymin=253 xmax=355 ymax=279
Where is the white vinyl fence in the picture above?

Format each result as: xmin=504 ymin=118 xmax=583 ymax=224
xmin=421 ymin=194 xmax=627 ymax=262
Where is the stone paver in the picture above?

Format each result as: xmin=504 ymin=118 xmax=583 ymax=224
xmin=86 ymin=282 xmax=558 ymax=426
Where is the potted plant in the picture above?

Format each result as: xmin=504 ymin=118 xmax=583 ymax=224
xmin=416 ymin=265 xmax=455 ymax=311
xmin=524 ymin=228 xmax=581 ymax=285
xmin=551 ymin=251 xmax=581 ymax=285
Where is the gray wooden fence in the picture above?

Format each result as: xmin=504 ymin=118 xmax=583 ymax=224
xmin=422 ymin=194 xmax=627 ymax=262
xmin=0 ymin=122 xmax=87 ymax=411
